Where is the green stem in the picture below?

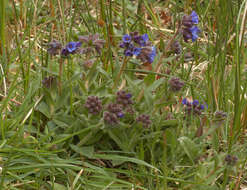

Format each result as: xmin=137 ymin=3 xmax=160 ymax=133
xmin=0 ymin=0 xmax=6 ymax=55
xmin=59 ymin=59 xmax=63 ymax=94
xmin=122 ymin=0 xmax=126 ymax=34
xmin=113 ymin=57 xmax=128 ymax=89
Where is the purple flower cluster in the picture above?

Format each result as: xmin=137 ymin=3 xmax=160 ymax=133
xmin=104 ymin=111 xmax=119 ymax=125
xmin=106 ymin=103 xmax=124 ymax=118
xmin=119 ymin=32 xmax=156 ymax=64
xmin=169 ymin=77 xmax=184 ymax=92
xmin=84 ymin=96 xmax=103 ymax=115
xmin=47 ymin=40 xmax=62 ymax=55
xmin=102 ymin=91 xmax=134 ymax=125
xmin=182 ymin=98 xmax=206 ymax=116
xmin=78 ymin=33 xmax=105 ymax=54
xmin=42 ymin=76 xmax=56 ymax=88
xmin=171 ymin=40 xmax=182 ymax=54
xmin=136 ymin=114 xmax=151 ymax=128
xmin=116 ymin=90 xmax=133 ymax=107
xmin=84 ymin=91 xmax=153 ymax=128
xmin=181 ymin=11 xmax=200 ymax=42
xmin=225 ymin=154 xmax=238 ymax=166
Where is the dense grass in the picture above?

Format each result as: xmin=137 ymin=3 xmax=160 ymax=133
xmin=0 ymin=0 xmax=247 ymax=189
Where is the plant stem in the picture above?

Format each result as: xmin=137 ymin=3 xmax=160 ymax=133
xmin=113 ymin=56 xmax=128 ymax=89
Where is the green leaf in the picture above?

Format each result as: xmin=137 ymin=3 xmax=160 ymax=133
xmin=48 ymin=182 xmax=67 ymax=190
xmin=70 ymin=144 xmax=94 ymax=158
xmin=36 ymin=101 xmax=51 ymax=118
xmin=93 ymin=154 xmax=160 ymax=172
xmin=178 ymin=136 xmax=200 ymax=164
xmin=160 ymin=119 xmax=178 ymax=130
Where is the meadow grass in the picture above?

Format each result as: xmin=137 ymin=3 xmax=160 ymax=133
xmin=0 ymin=0 xmax=247 ymax=189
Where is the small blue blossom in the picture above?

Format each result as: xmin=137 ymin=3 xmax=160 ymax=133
xmin=119 ymin=32 xmax=155 ymax=63
xmin=122 ymin=34 xmax=132 ymax=43
xmin=133 ymin=47 xmax=141 ymax=56
xmin=182 ymin=98 xmax=206 ymax=116
xmin=190 ymin=11 xmax=199 ymax=24
xmin=117 ymin=112 xmax=125 ymax=118
xmin=200 ymin=103 xmax=208 ymax=110
xmin=66 ymin=41 xmax=81 ymax=53
xmin=142 ymin=34 xmax=149 ymax=42
xmin=182 ymin=98 xmax=188 ymax=105
xmin=126 ymin=93 xmax=132 ymax=99
xmin=124 ymin=49 xmax=133 ymax=56
xmin=139 ymin=33 xmax=149 ymax=46
xmin=190 ymin=26 xmax=200 ymax=42
xmin=182 ymin=11 xmax=200 ymax=42
xmin=148 ymin=46 xmax=156 ymax=63
xmin=200 ymin=104 xmax=205 ymax=110
xmin=119 ymin=42 xmax=126 ymax=48
xmin=192 ymin=100 xmax=199 ymax=106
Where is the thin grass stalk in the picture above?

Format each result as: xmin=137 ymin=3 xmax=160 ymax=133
xmin=137 ymin=0 xmax=144 ymax=32
xmin=57 ymin=0 xmax=66 ymax=42
xmin=232 ymin=0 xmax=246 ymax=145
xmin=0 ymin=0 xmax=6 ymax=55
xmin=0 ymin=0 xmax=8 ymax=79
xmin=0 ymin=73 xmax=20 ymax=140
xmin=162 ymin=133 xmax=168 ymax=189
xmin=99 ymin=0 xmax=109 ymax=70
xmin=83 ymin=0 xmax=95 ymax=32
xmin=11 ymin=0 xmax=26 ymax=93
xmin=108 ymin=0 xmax=114 ymax=45
xmin=122 ymin=0 xmax=126 ymax=34
xmin=104 ymin=0 xmax=114 ymax=74
xmin=59 ymin=58 xmax=63 ymax=94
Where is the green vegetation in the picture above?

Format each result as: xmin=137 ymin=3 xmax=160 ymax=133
xmin=0 ymin=0 xmax=247 ymax=189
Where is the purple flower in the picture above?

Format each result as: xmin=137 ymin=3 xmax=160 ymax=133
xmin=190 ymin=11 xmax=199 ymax=24
xmin=139 ymin=33 xmax=149 ymax=46
xmin=182 ymin=11 xmax=200 ymax=43
xmin=182 ymin=98 xmax=188 ymax=105
xmin=182 ymin=98 xmax=206 ymax=116
xmin=78 ymin=34 xmax=105 ymax=54
xmin=119 ymin=42 xmax=126 ymax=48
xmin=124 ymin=49 xmax=133 ymax=56
xmin=117 ymin=112 xmax=124 ymax=118
xmin=61 ymin=48 xmax=69 ymax=56
xmin=200 ymin=103 xmax=208 ymax=110
xmin=169 ymin=77 xmax=184 ymax=92
xmin=47 ymin=40 xmax=62 ymax=55
xmin=66 ymin=41 xmax=82 ymax=53
xmin=119 ymin=33 xmax=155 ymax=62
xmin=148 ymin=46 xmax=156 ymax=63
xmin=133 ymin=47 xmax=141 ymax=56
xmin=192 ymin=100 xmax=199 ymax=106
xmin=126 ymin=93 xmax=132 ymax=98
xmin=122 ymin=34 xmax=132 ymax=43
xmin=190 ymin=26 xmax=200 ymax=42
xmin=116 ymin=91 xmax=133 ymax=107
xmin=199 ymin=104 xmax=205 ymax=110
